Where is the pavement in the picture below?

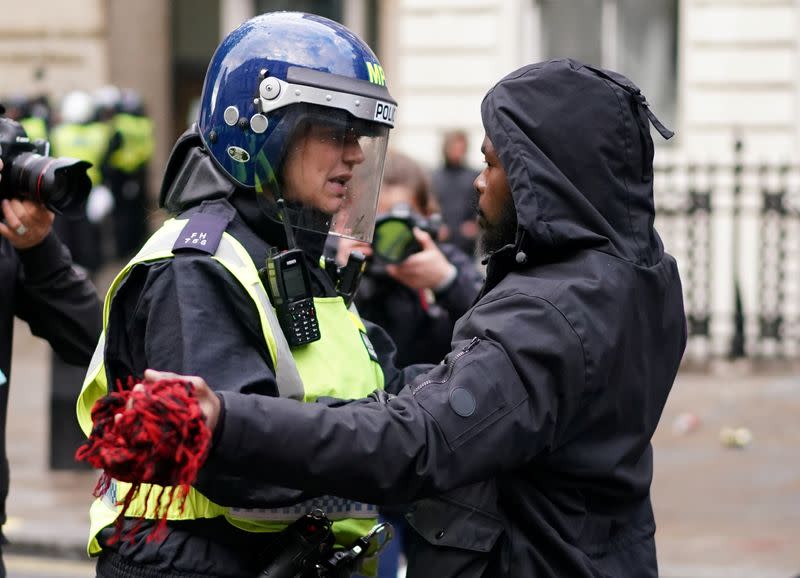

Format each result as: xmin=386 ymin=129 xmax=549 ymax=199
xmin=4 ymin=322 xmax=800 ymax=577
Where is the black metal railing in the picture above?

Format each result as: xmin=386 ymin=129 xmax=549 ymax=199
xmin=654 ymin=140 xmax=800 ymax=360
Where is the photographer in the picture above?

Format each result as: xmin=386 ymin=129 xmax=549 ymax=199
xmin=0 ymin=156 xmax=102 ymax=573
xmin=337 ymin=150 xmax=484 ymax=368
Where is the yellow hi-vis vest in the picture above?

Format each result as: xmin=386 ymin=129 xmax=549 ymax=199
xmin=20 ymin=116 xmax=48 ymax=142
xmin=76 ymin=217 xmax=385 ymax=557
xmin=50 ymin=122 xmax=112 ymax=186
xmin=109 ymin=113 xmax=154 ymax=173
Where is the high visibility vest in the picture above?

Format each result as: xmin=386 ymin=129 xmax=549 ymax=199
xmin=50 ymin=122 xmax=112 ymax=186
xmin=76 ymin=217 xmax=385 ymax=557
xmin=109 ymin=113 xmax=154 ymax=173
xmin=19 ymin=116 xmax=48 ymax=142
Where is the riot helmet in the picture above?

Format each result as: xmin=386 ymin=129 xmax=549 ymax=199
xmin=120 ymin=89 xmax=146 ymax=116
xmin=93 ymin=85 xmax=122 ymax=121
xmin=60 ymin=90 xmax=94 ymax=125
xmin=198 ymin=12 xmax=397 ymax=244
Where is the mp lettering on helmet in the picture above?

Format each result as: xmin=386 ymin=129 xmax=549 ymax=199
xmin=366 ymin=62 xmax=385 ymax=86
xmin=374 ymin=101 xmax=396 ymax=125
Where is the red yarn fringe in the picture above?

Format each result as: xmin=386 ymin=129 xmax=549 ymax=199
xmin=75 ymin=377 xmax=212 ymax=544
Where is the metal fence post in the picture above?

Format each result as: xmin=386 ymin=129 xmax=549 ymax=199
xmin=729 ymin=137 xmax=746 ymax=359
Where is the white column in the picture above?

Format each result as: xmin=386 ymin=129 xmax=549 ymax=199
xmin=221 ymin=0 xmax=255 ymax=38
xmin=343 ymin=0 xmax=367 ymax=39
xmin=796 ymin=0 xmax=800 ymax=151
xmin=601 ymin=0 xmax=618 ymax=69
xmin=709 ymin=164 xmax=736 ymax=358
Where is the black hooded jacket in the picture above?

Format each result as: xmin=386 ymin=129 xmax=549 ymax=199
xmin=207 ymin=59 xmax=687 ymax=577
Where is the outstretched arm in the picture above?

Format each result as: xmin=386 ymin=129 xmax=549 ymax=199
xmin=149 ymin=293 xmax=586 ymax=507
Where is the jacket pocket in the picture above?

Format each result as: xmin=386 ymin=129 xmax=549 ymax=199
xmin=404 ymin=481 xmax=505 ymax=578
xmin=413 ymin=337 xmax=527 ymax=450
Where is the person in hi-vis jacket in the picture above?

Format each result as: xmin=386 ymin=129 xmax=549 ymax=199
xmin=77 ymin=12 xmax=414 ymax=578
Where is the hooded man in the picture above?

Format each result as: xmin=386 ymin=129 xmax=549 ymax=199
xmin=142 ymin=58 xmax=687 ymax=577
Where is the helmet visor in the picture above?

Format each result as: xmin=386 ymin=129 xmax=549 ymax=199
xmin=255 ymin=105 xmax=388 ymax=244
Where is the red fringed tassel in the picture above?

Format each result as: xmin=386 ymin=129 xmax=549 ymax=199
xmin=76 ymin=377 xmax=211 ymax=544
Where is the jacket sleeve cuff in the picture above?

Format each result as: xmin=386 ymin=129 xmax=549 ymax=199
xmin=16 ymin=231 xmax=68 ymax=280
xmin=209 ymin=392 xmax=226 ymax=448
xmin=433 ymin=263 xmax=458 ymax=294
xmin=206 ymin=391 xmax=245 ymax=466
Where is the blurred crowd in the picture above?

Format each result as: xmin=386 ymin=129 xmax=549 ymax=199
xmin=2 ymin=86 xmax=155 ymax=275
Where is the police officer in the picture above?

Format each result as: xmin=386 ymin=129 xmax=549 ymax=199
xmin=50 ymin=90 xmax=115 ymax=273
xmin=147 ymin=60 xmax=687 ymax=577
xmin=106 ymin=89 xmax=154 ymax=259
xmin=5 ymin=94 xmax=51 ymax=143
xmin=77 ymin=13 xmax=407 ymax=578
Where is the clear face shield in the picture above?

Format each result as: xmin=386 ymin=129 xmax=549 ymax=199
xmin=255 ymin=105 xmax=390 ymax=245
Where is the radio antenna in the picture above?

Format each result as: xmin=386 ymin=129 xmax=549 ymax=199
xmin=276 ymin=197 xmax=296 ymax=249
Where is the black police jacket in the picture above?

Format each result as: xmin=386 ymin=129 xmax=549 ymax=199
xmin=97 ymin=177 xmax=422 ymax=576
xmin=0 ymin=233 xmax=101 ymax=531
xmin=205 ymin=59 xmax=687 ymax=577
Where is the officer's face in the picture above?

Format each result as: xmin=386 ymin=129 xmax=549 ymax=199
xmin=474 ymin=135 xmax=516 ymax=254
xmin=282 ymin=122 xmax=366 ymax=215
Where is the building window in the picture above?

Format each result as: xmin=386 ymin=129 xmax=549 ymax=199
xmin=539 ymin=0 xmax=678 ymax=128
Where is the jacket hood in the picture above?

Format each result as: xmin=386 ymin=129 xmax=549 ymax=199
xmin=159 ymin=125 xmax=237 ymax=213
xmin=481 ymin=59 xmax=673 ymax=267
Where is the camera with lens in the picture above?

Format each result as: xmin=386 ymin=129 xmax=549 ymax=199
xmin=0 ymin=104 xmax=92 ymax=215
xmin=372 ymin=203 xmax=442 ymax=264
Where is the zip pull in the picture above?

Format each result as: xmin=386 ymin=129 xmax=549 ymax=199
xmin=631 ymin=90 xmax=674 ymax=140
xmin=412 ymin=337 xmax=481 ymax=396
xmin=584 ymin=64 xmax=674 ymax=181
xmin=463 ymin=337 xmax=480 ymax=353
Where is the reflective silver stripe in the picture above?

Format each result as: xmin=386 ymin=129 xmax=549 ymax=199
xmin=128 ymin=220 xmax=183 ymax=263
xmin=84 ymin=333 xmax=106 ymax=388
xmin=229 ymin=496 xmax=378 ymax=522
xmin=101 ymin=479 xmax=117 ymax=508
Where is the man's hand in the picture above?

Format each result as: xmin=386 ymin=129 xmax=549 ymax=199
xmin=385 ymin=227 xmax=456 ymax=291
xmin=0 ymin=198 xmax=55 ymax=249
xmin=143 ymin=369 xmax=221 ymax=433
xmin=0 ymin=158 xmax=55 ymax=250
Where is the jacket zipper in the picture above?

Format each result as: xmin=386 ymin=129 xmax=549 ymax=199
xmin=411 ymin=337 xmax=481 ymax=395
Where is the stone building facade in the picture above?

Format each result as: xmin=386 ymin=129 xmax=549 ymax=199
xmin=1 ymin=0 xmax=799 ymax=359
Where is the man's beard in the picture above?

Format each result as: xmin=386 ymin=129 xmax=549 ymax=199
xmin=477 ymin=199 xmax=518 ymax=257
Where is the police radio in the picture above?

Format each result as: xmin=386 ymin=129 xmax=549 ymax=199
xmin=260 ymin=200 xmax=321 ymax=347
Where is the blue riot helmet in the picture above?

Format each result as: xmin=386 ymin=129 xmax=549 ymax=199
xmin=198 ymin=12 xmax=397 ymax=244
